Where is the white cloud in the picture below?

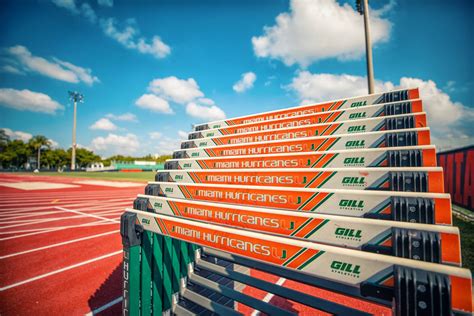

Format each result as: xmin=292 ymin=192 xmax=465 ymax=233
xmin=136 ymin=36 xmax=171 ymax=59
xmin=288 ymin=71 xmax=474 ymax=148
xmin=1 ymin=65 xmax=24 ymax=75
xmin=2 ymin=128 xmax=33 ymax=142
xmin=81 ymin=3 xmax=97 ymax=23
xmin=52 ymin=0 xmax=77 ymax=12
xmin=252 ymin=0 xmax=391 ymax=67
xmin=135 ymin=94 xmax=174 ymax=114
xmin=153 ymin=136 xmax=182 ymax=155
xmin=233 ymin=72 xmax=257 ymax=93
xmin=105 ymin=112 xmax=138 ymax=122
xmin=149 ymin=132 xmax=163 ymax=140
xmin=51 ymin=1 xmax=169 ymax=59
xmin=0 ymin=88 xmax=64 ymax=114
xmin=148 ymin=76 xmax=204 ymax=104
xmin=140 ymin=76 xmax=226 ymax=120
xmin=197 ymin=97 xmax=215 ymax=106
xmin=178 ymin=130 xmax=188 ymax=139
xmin=397 ymin=77 xmax=471 ymax=129
xmin=186 ymin=101 xmax=226 ymax=122
xmin=4 ymin=45 xmax=99 ymax=85
xmin=48 ymin=138 xmax=60 ymax=148
xmin=91 ymin=133 xmax=140 ymax=155
xmin=289 ymin=71 xmax=394 ymax=104
xmin=90 ymin=118 xmax=117 ymax=131
xmin=77 ymin=143 xmax=92 ymax=151
xmin=51 ymin=0 xmax=99 ymax=24
xmin=100 ymin=18 xmax=170 ymax=59
xmin=98 ymin=0 xmax=113 ymax=7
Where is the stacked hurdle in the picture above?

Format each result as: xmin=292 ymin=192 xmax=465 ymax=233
xmin=121 ymin=88 xmax=473 ymax=315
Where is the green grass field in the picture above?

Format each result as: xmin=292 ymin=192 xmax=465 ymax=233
xmin=31 ymin=171 xmax=156 ymax=182
xmin=454 ymin=217 xmax=474 ymax=272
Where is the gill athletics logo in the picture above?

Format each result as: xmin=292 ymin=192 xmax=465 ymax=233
xmin=350 ymin=101 xmax=367 ymax=107
xmin=342 ymin=176 xmax=366 ymax=186
xmin=347 ymin=125 xmax=366 ymax=133
xmin=343 ymin=157 xmax=365 ymax=166
xmin=330 ymin=260 xmax=361 ymax=278
xmin=335 ymin=227 xmax=362 ymax=241
xmin=349 ymin=112 xmax=366 ymax=119
xmin=339 ymin=199 xmax=364 ymax=210
xmin=345 ymin=140 xmax=365 ymax=148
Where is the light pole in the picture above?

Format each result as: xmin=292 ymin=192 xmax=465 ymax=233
xmin=68 ymin=91 xmax=84 ymax=171
xmin=357 ymin=0 xmax=375 ymax=94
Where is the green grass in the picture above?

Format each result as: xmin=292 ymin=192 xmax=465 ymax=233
xmin=29 ymin=171 xmax=156 ymax=182
xmin=454 ymin=216 xmax=474 ymax=273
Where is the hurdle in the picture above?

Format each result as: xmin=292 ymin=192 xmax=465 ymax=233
xmin=188 ymin=99 xmax=423 ymax=139
xmin=154 ymin=167 xmax=444 ymax=192
xmin=165 ymin=145 xmax=437 ymax=169
xmin=144 ymin=182 xmax=452 ymax=224
xmin=183 ymin=112 xmax=427 ymax=149
xmin=174 ymin=128 xmax=431 ymax=158
xmin=133 ymin=194 xmax=461 ymax=265
xmin=121 ymin=209 xmax=472 ymax=315
xmin=193 ymin=88 xmax=419 ymax=131
xmin=121 ymin=88 xmax=473 ymax=315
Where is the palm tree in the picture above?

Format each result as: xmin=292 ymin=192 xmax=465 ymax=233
xmin=28 ymin=136 xmax=51 ymax=170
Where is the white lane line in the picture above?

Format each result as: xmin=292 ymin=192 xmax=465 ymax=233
xmin=85 ymin=297 xmax=123 ymax=315
xmin=0 ymin=199 xmax=133 ymax=217
xmin=0 ymin=208 xmax=122 ymax=230
xmin=0 ymin=217 xmax=120 ymax=235
xmin=0 ymin=191 xmax=136 ymax=199
xmin=0 ymin=187 xmax=141 ymax=194
xmin=0 ymin=202 xmax=131 ymax=223
xmin=250 ymin=277 xmax=287 ymax=316
xmin=0 ymin=197 xmax=134 ymax=209
xmin=0 ymin=230 xmax=119 ymax=259
xmin=0 ymin=250 xmax=123 ymax=291
xmin=0 ymin=220 xmax=118 ymax=241
xmin=55 ymin=206 xmax=120 ymax=223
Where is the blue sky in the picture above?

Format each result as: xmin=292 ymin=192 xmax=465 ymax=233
xmin=0 ymin=0 xmax=473 ymax=156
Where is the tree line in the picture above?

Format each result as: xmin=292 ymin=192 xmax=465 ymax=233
xmin=0 ymin=129 xmax=171 ymax=170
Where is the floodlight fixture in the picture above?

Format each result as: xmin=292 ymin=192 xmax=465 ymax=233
xmin=69 ymin=91 xmax=84 ymax=171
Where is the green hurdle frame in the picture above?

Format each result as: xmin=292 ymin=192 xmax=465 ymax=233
xmin=120 ymin=212 xmax=199 ymax=315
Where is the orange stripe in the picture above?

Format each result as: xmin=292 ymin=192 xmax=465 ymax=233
xmin=380 ymin=205 xmax=391 ymax=215
xmin=408 ymin=88 xmax=420 ymax=100
xmin=313 ymin=153 xmax=335 ymax=168
xmin=179 ymin=186 xmax=192 ymax=199
xmin=321 ymin=124 xmax=340 ymax=136
xmin=318 ymin=138 xmax=338 ymax=151
xmin=414 ymin=113 xmax=427 ymax=128
xmin=292 ymin=219 xmax=324 ymax=238
xmin=188 ymin=172 xmax=202 ymax=184
xmin=411 ymin=99 xmax=423 ymax=112
xmin=306 ymin=172 xmax=332 ymax=188
xmin=169 ymin=201 xmax=182 ymax=216
xmin=450 ymin=276 xmax=473 ymax=313
xmin=324 ymin=111 xmax=339 ymax=123
xmin=418 ymin=130 xmax=431 ymax=145
xmin=334 ymin=101 xmax=345 ymax=110
xmin=382 ymin=276 xmax=394 ymax=287
xmin=300 ymin=192 xmax=330 ymax=212
xmin=441 ymin=233 xmax=461 ymax=265
xmin=286 ymin=249 xmax=320 ymax=269
xmin=422 ymin=148 xmax=437 ymax=167
xmin=205 ymin=148 xmax=216 ymax=157
xmin=434 ymin=198 xmax=452 ymax=225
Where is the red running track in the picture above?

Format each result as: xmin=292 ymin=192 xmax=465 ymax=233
xmin=0 ymin=173 xmax=392 ymax=315
xmin=0 ymin=173 xmax=144 ymax=315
